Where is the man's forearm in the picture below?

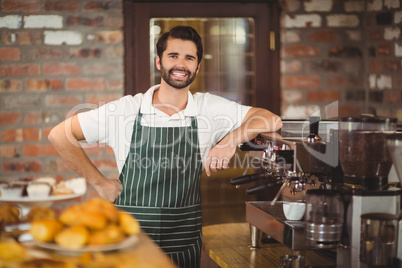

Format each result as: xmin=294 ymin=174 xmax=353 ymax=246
xmin=48 ymin=118 xmax=106 ymax=188
xmin=204 ymin=108 xmax=282 ymax=176
xmin=220 ymin=108 xmax=282 ymax=148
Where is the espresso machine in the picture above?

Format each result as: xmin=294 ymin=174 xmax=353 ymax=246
xmin=231 ymin=115 xmax=402 ymax=267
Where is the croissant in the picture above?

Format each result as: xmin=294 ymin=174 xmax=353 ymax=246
xmin=30 ymin=219 xmax=63 ymax=242
xmin=0 ymin=204 xmax=20 ymax=225
xmin=84 ymin=197 xmax=119 ymax=223
xmin=54 ymin=225 xmax=89 ymax=249
xmin=80 ymin=209 xmax=108 ymax=231
xmin=27 ymin=206 xmax=56 ymax=222
xmin=59 ymin=204 xmax=82 ymax=226
xmin=88 ymin=224 xmax=125 ymax=246
xmin=118 ymin=212 xmax=140 ymax=235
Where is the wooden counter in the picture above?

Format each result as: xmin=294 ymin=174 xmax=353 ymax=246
xmin=0 ymin=232 xmax=177 ymax=268
xmin=202 ymin=223 xmax=336 ymax=268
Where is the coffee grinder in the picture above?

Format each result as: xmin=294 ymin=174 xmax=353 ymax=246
xmin=335 ymin=116 xmax=400 ymax=268
xmin=388 ymin=133 xmax=402 ymax=262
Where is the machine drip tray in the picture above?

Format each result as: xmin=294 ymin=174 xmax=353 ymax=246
xmin=246 ymin=201 xmax=306 ymax=251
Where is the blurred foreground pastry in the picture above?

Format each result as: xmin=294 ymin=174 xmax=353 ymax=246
xmin=119 ymin=211 xmax=140 ymax=235
xmin=0 ymin=239 xmax=26 ymax=262
xmin=54 ymin=225 xmax=89 ymax=249
xmin=27 ymin=206 xmax=56 ymax=222
xmin=30 ymin=219 xmax=63 ymax=242
xmin=88 ymin=224 xmax=125 ymax=246
xmin=0 ymin=204 xmax=20 ymax=225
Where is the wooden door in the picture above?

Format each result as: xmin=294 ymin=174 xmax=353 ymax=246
xmin=124 ymin=0 xmax=280 ymax=113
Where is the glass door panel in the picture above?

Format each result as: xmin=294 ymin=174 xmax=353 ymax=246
xmin=150 ymin=18 xmax=256 ymax=106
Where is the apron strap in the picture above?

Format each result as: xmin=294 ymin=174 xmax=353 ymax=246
xmin=135 ymin=111 xmax=143 ymax=127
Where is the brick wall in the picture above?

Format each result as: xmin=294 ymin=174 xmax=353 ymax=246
xmin=280 ymin=0 xmax=402 ymax=120
xmin=0 ymin=0 xmax=123 ymax=187
xmin=0 ymin=0 xmax=401 ymax=185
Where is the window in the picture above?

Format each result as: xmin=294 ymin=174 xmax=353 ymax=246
xmin=150 ymin=18 xmax=256 ymax=105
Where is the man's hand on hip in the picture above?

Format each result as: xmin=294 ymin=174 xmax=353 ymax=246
xmin=94 ymin=178 xmax=123 ymax=202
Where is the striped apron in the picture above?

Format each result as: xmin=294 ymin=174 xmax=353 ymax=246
xmin=115 ymin=111 xmax=203 ymax=268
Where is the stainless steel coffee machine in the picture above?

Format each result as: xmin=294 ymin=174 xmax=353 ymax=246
xmin=231 ymin=116 xmax=402 ymax=267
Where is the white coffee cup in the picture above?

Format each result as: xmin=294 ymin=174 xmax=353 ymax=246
xmin=282 ymin=201 xmax=306 ymax=221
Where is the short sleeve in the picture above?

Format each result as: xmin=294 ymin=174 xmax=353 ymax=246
xmin=77 ymin=95 xmax=142 ymax=145
xmin=194 ymin=92 xmax=251 ymax=146
xmin=209 ymin=94 xmax=251 ymax=143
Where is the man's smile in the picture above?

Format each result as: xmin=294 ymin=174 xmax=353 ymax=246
xmin=170 ymin=69 xmax=190 ymax=80
xmin=172 ymin=71 xmax=187 ymax=78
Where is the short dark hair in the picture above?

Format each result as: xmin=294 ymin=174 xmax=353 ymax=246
xmin=156 ymin=26 xmax=203 ymax=64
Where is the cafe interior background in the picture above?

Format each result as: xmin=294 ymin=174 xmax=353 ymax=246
xmin=0 ymin=0 xmax=401 ymax=226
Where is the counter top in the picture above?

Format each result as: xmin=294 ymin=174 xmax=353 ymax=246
xmin=202 ymin=222 xmax=336 ymax=268
xmin=0 ymin=231 xmax=176 ymax=268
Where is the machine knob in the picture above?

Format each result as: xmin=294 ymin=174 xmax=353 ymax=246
xmin=307 ymin=116 xmax=322 ymax=142
xmin=264 ymin=141 xmax=275 ymax=161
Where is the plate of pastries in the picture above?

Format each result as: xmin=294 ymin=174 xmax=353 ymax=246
xmin=29 ymin=198 xmax=141 ymax=253
xmin=0 ymin=177 xmax=86 ymax=203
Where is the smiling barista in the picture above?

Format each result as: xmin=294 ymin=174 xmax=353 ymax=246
xmin=48 ymin=26 xmax=282 ymax=268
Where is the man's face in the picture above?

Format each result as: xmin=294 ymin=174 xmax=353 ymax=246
xmin=156 ymin=38 xmax=200 ymax=89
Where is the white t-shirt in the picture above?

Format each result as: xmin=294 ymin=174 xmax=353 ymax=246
xmin=78 ymin=85 xmax=251 ymax=173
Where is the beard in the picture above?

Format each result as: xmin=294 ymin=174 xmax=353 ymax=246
xmin=160 ymin=64 xmax=197 ymax=89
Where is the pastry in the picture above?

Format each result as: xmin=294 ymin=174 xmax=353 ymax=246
xmin=35 ymin=177 xmax=56 ymax=187
xmin=0 ymin=181 xmax=9 ymax=197
xmin=118 ymin=212 xmax=141 ymax=235
xmin=0 ymin=239 xmax=26 ymax=262
xmin=30 ymin=219 xmax=63 ymax=242
xmin=0 ymin=204 xmax=20 ymax=225
xmin=88 ymin=224 xmax=125 ymax=246
xmin=59 ymin=204 xmax=82 ymax=226
xmin=26 ymin=206 xmax=56 ymax=222
xmin=1 ymin=184 xmax=24 ymax=199
xmin=27 ymin=182 xmax=51 ymax=199
xmin=54 ymin=225 xmax=89 ymax=249
xmin=9 ymin=180 xmax=29 ymax=196
xmin=80 ymin=209 xmax=108 ymax=230
xmin=84 ymin=197 xmax=119 ymax=223
xmin=52 ymin=181 xmax=74 ymax=195
xmin=65 ymin=178 xmax=87 ymax=194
